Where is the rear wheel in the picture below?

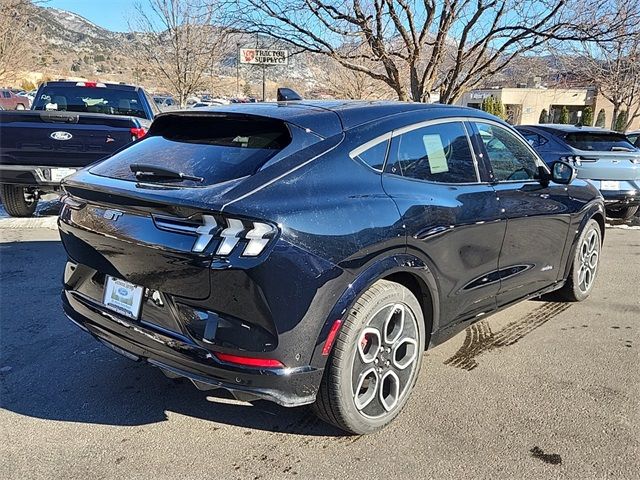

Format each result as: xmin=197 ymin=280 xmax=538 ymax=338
xmin=0 ymin=184 xmax=38 ymax=217
xmin=553 ymin=219 xmax=601 ymax=302
xmin=607 ymin=206 xmax=639 ymax=221
xmin=313 ymin=280 xmax=425 ymax=434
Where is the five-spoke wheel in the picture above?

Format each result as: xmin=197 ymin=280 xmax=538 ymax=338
xmin=352 ymin=303 xmax=419 ymax=418
xmin=313 ymin=280 xmax=425 ymax=434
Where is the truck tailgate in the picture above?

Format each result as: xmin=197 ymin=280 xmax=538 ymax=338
xmin=0 ymin=111 xmax=139 ymax=167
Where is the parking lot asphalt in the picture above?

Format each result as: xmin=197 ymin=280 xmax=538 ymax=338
xmin=0 ymin=213 xmax=639 ymax=480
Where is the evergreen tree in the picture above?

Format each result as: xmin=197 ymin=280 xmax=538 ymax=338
xmin=614 ymin=110 xmax=628 ymax=132
xmin=581 ymin=106 xmax=593 ymax=126
xmin=595 ymin=109 xmax=606 ymax=128
xmin=538 ymin=108 xmax=549 ymax=124
xmin=559 ymin=106 xmax=570 ymax=124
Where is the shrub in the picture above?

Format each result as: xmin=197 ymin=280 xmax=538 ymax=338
xmin=538 ymin=108 xmax=549 ymax=124
xmin=595 ymin=109 xmax=606 ymax=127
xmin=559 ymin=106 xmax=570 ymax=124
xmin=581 ymin=106 xmax=593 ymax=126
xmin=614 ymin=110 xmax=628 ymax=132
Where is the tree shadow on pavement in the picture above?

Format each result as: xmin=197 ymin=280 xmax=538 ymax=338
xmin=0 ymin=240 xmax=344 ymax=437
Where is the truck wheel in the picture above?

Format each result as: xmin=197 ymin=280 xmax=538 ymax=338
xmin=607 ymin=206 xmax=639 ymax=221
xmin=313 ymin=280 xmax=425 ymax=434
xmin=16 ymin=104 xmax=25 ymax=110
xmin=0 ymin=185 xmax=38 ymax=217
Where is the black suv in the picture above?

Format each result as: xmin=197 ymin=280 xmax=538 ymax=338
xmin=60 ymin=102 xmax=605 ymax=434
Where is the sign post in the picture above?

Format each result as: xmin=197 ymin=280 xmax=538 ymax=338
xmin=239 ymin=49 xmax=289 ymax=101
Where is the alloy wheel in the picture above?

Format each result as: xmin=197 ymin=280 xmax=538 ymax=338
xmin=351 ymin=303 xmax=419 ymax=418
xmin=577 ymin=229 xmax=599 ymax=293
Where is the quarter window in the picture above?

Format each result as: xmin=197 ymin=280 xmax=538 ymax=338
xmin=475 ymin=123 xmax=539 ymax=181
xmin=386 ymin=122 xmax=477 ymax=183
xmin=354 ymin=139 xmax=389 ymax=171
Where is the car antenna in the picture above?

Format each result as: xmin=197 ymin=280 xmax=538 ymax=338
xmin=277 ymin=87 xmax=302 ymax=101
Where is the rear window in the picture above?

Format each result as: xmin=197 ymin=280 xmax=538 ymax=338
xmin=563 ymin=132 xmax=637 ymax=152
xmin=90 ymin=115 xmax=291 ymax=186
xmin=33 ymin=86 xmax=148 ymax=119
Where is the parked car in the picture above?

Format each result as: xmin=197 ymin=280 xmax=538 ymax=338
xmin=190 ymin=101 xmax=225 ymax=108
xmin=153 ymin=96 xmax=177 ymax=111
xmin=0 ymin=80 xmax=158 ymax=217
xmin=517 ymin=124 xmax=640 ymax=220
xmin=0 ymin=88 xmax=30 ymax=110
xmin=59 ymin=101 xmax=605 ymax=434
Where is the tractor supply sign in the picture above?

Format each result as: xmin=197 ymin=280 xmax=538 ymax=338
xmin=240 ymin=49 xmax=289 ymax=65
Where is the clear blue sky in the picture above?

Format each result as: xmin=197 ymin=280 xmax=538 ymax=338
xmin=45 ymin=0 xmax=138 ymax=32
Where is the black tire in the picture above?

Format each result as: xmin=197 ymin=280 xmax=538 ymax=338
xmin=607 ymin=206 xmax=639 ymax=221
xmin=313 ymin=280 xmax=426 ymax=435
xmin=552 ymin=219 xmax=601 ymax=302
xmin=0 ymin=184 xmax=38 ymax=217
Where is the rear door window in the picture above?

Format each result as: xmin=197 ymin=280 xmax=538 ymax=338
xmin=90 ymin=115 xmax=291 ymax=187
xmin=386 ymin=122 xmax=478 ymax=183
xmin=563 ymin=132 xmax=637 ymax=152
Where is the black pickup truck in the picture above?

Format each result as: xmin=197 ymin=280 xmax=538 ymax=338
xmin=0 ymin=81 xmax=159 ymax=216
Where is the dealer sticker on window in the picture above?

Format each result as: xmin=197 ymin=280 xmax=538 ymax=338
xmin=103 ymin=275 xmax=144 ymax=319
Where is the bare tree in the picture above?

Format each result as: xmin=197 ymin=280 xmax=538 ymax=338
xmin=566 ymin=1 xmax=640 ymax=130
xmin=0 ymin=0 xmax=36 ymax=84
xmin=130 ymin=0 xmax=233 ymax=107
xmin=235 ymin=0 xmax=640 ymax=103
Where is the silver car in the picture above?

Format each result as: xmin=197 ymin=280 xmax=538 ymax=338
xmin=517 ymin=125 xmax=640 ymax=219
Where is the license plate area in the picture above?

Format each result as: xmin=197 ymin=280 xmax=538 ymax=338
xmin=103 ymin=275 xmax=144 ymax=320
xmin=601 ymin=180 xmax=620 ymax=190
xmin=50 ymin=167 xmax=77 ymax=182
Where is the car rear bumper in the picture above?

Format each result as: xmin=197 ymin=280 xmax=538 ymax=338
xmin=0 ymin=165 xmax=75 ymax=187
xmin=600 ymin=190 xmax=639 ymax=208
xmin=62 ymin=289 xmax=323 ymax=407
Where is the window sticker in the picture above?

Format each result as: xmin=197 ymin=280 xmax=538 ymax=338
xmin=422 ymin=134 xmax=449 ymax=174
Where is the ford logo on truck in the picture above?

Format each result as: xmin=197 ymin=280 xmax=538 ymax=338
xmin=50 ymin=131 xmax=73 ymax=141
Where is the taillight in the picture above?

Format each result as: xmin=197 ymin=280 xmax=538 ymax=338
xmin=213 ymin=352 xmax=284 ymax=369
xmin=560 ymin=155 xmax=582 ymax=165
xmin=153 ymin=214 xmax=277 ymax=257
xmin=130 ymin=127 xmax=147 ymax=140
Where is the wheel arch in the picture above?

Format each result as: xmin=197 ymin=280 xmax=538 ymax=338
xmin=561 ymin=200 xmax=605 ymax=281
xmin=309 ymin=254 xmax=440 ymax=368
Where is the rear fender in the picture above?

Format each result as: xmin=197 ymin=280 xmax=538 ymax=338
xmin=561 ymin=199 xmax=606 ymax=281
xmin=309 ymin=253 xmax=440 ymax=369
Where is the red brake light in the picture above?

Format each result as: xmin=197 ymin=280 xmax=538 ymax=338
xmin=322 ymin=319 xmax=343 ymax=356
xmin=213 ymin=352 xmax=284 ymax=369
xmin=130 ymin=127 xmax=147 ymax=140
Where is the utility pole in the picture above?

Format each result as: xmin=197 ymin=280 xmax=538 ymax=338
xmin=236 ymin=42 xmax=240 ymax=98
xmin=262 ymin=66 xmax=266 ymax=102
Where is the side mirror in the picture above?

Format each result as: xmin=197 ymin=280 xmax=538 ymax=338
xmin=551 ymin=161 xmax=577 ymax=185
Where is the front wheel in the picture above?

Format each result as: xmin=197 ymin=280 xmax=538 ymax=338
xmin=313 ymin=280 xmax=425 ymax=434
xmin=553 ymin=219 xmax=601 ymax=302
xmin=16 ymin=104 xmax=25 ymax=110
xmin=0 ymin=184 xmax=38 ymax=217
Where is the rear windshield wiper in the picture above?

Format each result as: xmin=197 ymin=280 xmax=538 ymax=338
xmin=130 ymin=163 xmax=204 ymax=183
